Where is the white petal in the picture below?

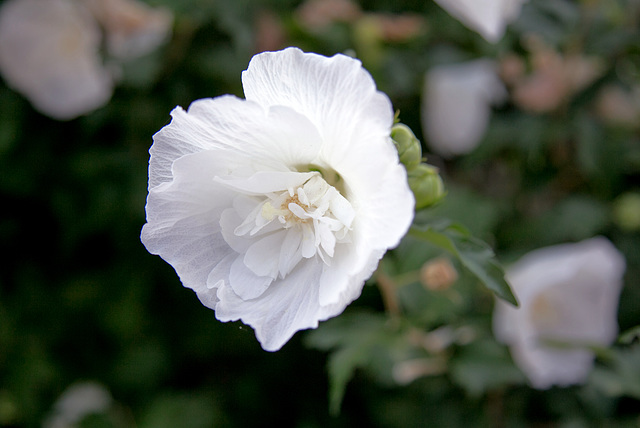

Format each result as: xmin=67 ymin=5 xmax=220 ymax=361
xmin=149 ymin=96 xmax=323 ymax=189
xmin=279 ymin=228 xmax=304 ymax=277
xmin=206 ymin=253 xmax=235 ymax=289
xmin=215 ymin=260 xmax=324 ymax=351
xmin=329 ymin=191 xmax=355 ymax=227
xmin=243 ymin=232 xmax=288 ymax=278
xmin=317 ymin=244 xmax=384 ymax=308
xmin=300 ymin=224 xmax=317 ymax=258
xmin=493 ymin=237 xmax=626 ymax=389
xmin=215 ymin=171 xmax=317 ymax=195
xmin=199 ymin=253 xmax=237 ymax=308
xmin=288 ymin=202 xmax=310 ymax=220
xmin=433 ymin=0 xmax=528 ymax=43
xmin=220 ymin=208 xmax=254 ymax=254
xmin=422 ymin=59 xmax=506 ymax=157
xmin=228 ymin=256 xmax=274 ymax=300
xmin=317 ymin=223 xmax=336 ymax=257
xmin=141 ymin=151 xmax=237 ymax=292
xmin=242 ymin=47 xmax=394 ymax=162
xmin=347 ymin=148 xmax=414 ymax=250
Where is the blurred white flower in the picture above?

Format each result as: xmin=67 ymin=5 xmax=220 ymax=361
xmin=493 ymin=237 xmax=626 ymax=389
xmin=84 ymin=0 xmax=173 ymax=60
xmin=422 ymin=59 xmax=506 ymax=157
xmin=141 ymin=47 xmax=414 ymax=351
xmin=433 ymin=0 xmax=528 ymax=43
xmin=0 ymin=0 xmax=113 ymax=120
xmin=0 ymin=0 xmax=172 ymax=120
xmin=42 ymin=381 xmax=112 ymax=428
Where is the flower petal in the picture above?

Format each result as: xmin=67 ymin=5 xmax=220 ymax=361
xmin=317 ymin=244 xmax=384 ymax=308
xmin=149 ymin=95 xmax=323 ymax=189
xmin=243 ymin=231 xmax=288 ymax=278
xmin=215 ymin=171 xmax=317 ymax=195
xmin=242 ymin=47 xmax=394 ymax=163
xmin=229 ymin=256 xmax=274 ymax=300
xmin=220 ymin=207 xmax=255 ymax=254
xmin=493 ymin=237 xmax=626 ymax=389
xmin=433 ymin=0 xmax=527 ymax=43
xmin=422 ymin=59 xmax=506 ymax=157
xmin=278 ymin=228 xmax=304 ymax=277
xmin=141 ymin=150 xmax=237 ymax=291
xmin=215 ymin=259 xmax=324 ymax=351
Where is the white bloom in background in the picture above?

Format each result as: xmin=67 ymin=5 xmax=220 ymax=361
xmin=141 ymin=47 xmax=414 ymax=351
xmin=0 ymin=0 xmax=113 ymax=120
xmin=422 ymin=59 xmax=506 ymax=157
xmin=84 ymin=0 xmax=173 ymax=60
xmin=493 ymin=237 xmax=626 ymax=389
xmin=42 ymin=381 xmax=112 ymax=428
xmin=433 ymin=0 xmax=528 ymax=43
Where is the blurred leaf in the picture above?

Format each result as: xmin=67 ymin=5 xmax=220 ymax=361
xmin=305 ymin=312 xmax=400 ymax=415
xmin=450 ymin=339 xmax=525 ymax=395
xmin=138 ymin=392 xmax=224 ymax=428
xmin=539 ymin=197 xmax=610 ymax=241
xmin=513 ymin=0 xmax=580 ymax=45
xmin=326 ymin=345 xmax=371 ymax=416
xmin=619 ymin=325 xmax=640 ymax=345
xmin=502 ymin=195 xmax=610 ymax=249
xmin=409 ymin=223 xmax=517 ymax=306
xmin=416 ymin=186 xmax=502 ymax=239
xmin=110 ymin=341 xmax=169 ymax=390
xmin=0 ymin=86 xmax=24 ymax=154
xmin=590 ymin=344 xmax=640 ymax=399
xmin=574 ymin=114 xmax=626 ymax=193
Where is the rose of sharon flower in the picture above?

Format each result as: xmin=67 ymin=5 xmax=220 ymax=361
xmin=433 ymin=0 xmax=528 ymax=43
xmin=422 ymin=59 xmax=506 ymax=157
xmin=43 ymin=381 xmax=112 ymax=428
xmin=141 ymin=48 xmax=415 ymax=351
xmin=493 ymin=237 xmax=626 ymax=389
xmin=0 ymin=0 xmax=113 ymax=120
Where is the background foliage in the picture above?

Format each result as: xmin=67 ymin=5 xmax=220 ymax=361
xmin=1 ymin=0 xmax=639 ymax=426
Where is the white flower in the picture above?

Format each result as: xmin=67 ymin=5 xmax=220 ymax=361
xmin=421 ymin=59 xmax=505 ymax=157
xmin=0 ymin=0 xmax=113 ymax=120
xmin=493 ymin=237 xmax=626 ymax=389
xmin=43 ymin=381 xmax=112 ymax=428
xmin=433 ymin=0 xmax=528 ymax=43
xmin=84 ymin=0 xmax=173 ymax=60
xmin=141 ymin=47 xmax=414 ymax=351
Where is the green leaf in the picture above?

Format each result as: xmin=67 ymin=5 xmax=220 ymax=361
xmin=450 ymin=339 xmax=525 ymax=395
xmin=305 ymin=312 xmax=394 ymax=415
xmin=326 ymin=345 xmax=370 ymax=415
xmin=409 ymin=224 xmax=518 ymax=306
xmin=138 ymin=392 xmax=224 ymax=428
xmin=619 ymin=325 xmax=640 ymax=345
xmin=590 ymin=344 xmax=640 ymax=399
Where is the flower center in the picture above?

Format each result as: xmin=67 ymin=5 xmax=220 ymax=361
xmin=230 ymin=173 xmax=355 ymax=278
xmin=260 ymin=193 xmax=311 ymax=226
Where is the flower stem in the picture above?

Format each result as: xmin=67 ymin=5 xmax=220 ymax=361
xmin=375 ymin=269 xmax=401 ymax=319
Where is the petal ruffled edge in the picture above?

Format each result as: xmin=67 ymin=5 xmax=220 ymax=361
xmin=148 ymin=95 xmax=323 ymax=189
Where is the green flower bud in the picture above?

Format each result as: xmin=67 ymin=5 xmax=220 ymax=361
xmin=408 ymin=163 xmax=445 ymax=209
xmin=613 ymin=192 xmax=640 ymax=231
xmin=391 ymin=123 xmax=422 ymax=171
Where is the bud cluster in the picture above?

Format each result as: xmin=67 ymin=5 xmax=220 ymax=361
xmin=391 ymin=123 xmax=445 ymax=209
